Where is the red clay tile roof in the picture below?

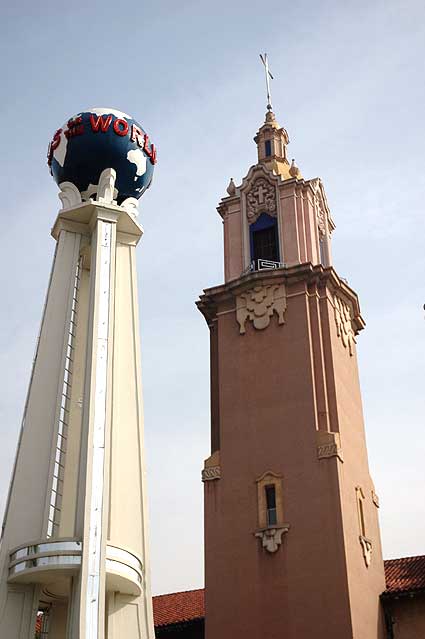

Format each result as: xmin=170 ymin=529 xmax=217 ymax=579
xmin=153 ymin=588 xmax=205 ymax=627
xmin=152 ymin=556 xmax=425 ymax=627
xmin=384 ymin=555 xmax=425 ymax=595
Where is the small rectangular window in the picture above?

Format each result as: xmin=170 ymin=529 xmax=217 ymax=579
xmin=265 ymin=484 xmax=277 ymax=526
xmin=265 ymin=140 xmax=272 ymax=157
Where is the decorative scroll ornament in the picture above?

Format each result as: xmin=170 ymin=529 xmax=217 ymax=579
xmin=80 ymin=167 xmax=119 ymax=203
xmin=255 ymin=525 xmax=290 ymax=553
xmin=312 ymin=177 xmax=331 ymax=238
xmin=246 ymin=177 xmax=276 ymax=223
xmin=121 ymin=197 xmax=140 ymax=217
xmin=97 ymin=168 xmax=117 ymax=204
xmin=236 ymin=284 xmax=286 ymax=334
xmin=59 ymin=181 xmax=82 ymax=209
xmin=359 ymin=535 xmax=373 ymax=567
xmin=334 ymin=296 xmax=356 ymax=356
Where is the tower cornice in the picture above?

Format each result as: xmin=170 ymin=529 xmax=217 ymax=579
xmin=51 ymin=200 xmax=143 ymax=243
xmin=197 ymin=263 xmax=364 ymax=333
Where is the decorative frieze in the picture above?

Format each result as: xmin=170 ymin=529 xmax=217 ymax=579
xmin=246 ymin=177 xmax=276 ymax=223
xmin=236 ymin=284 xmax=286 ymax=334
xmin=202 ymin=466 xmax=221 ymax=482
xmin=316 ymin=431 xmax=343 ymax=462
xmin=334 ymin=296 xmax=356 ymax=356
xmin=317 ymin=443 xmax=344 ymax=461
xmin=202 ymin=451 xmax=221 ymax=482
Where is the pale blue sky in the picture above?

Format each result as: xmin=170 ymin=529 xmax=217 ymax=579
xmin=0 ymin=0 xmax=424 ymax=595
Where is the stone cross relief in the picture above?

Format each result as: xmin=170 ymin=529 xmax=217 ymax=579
xmin=236 ymin=284 xmax=286 ymax=334
xmin=246 ymin=177 xmax=277 ymax=223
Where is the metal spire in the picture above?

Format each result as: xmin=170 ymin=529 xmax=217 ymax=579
xmin=259 ymin=53 xmax=274 ymax=112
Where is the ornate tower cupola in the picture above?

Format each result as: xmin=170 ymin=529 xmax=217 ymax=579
xmin=219 ymin=108 xmax=335 ymax=282
xmin=254 ymin=110 xmax=291 ymax=178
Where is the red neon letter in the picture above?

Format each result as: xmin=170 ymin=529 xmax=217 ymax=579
xmin=131 ymin=124 xmax=144 ymax=147
xmin=47 ymin=128 xmax=62 ymax=166
xmin=113 ymin=118 xmax=129 ymax=137
xmin=143 ymin=135 xmax=157 ymax=165
xmin=90 ymin=114 xmax=112 ymax=133
xmin=150 ymin=143 xmax=157 ymax=164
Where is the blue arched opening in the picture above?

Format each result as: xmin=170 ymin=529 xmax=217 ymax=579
xmin=249 ymin=213 xmax=280 ymax=266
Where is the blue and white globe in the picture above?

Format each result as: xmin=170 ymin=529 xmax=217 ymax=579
xmin=48 ymin=108 xmax=156 ymax=203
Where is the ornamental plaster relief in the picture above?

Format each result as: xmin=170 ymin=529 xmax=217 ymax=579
xmin=202 ymin=466 xmax=221 ymax=482
xmin=334 ymin=296 xmax=356 ymax=356
xmin=316 ymin=431 xmax=344 ymax=462
xmin=311 ymin=177 xmax=334 ymax=239
xmin=317 ymin=206 xmax=326 ymax=238
xmin=246 ymin=177 xmax=277 ymax=224
xmin=202 ymin=450 xmax=221 ymax=482
xmin=359 ymin=535 xmax=373 ymax=567
xmin=255 ymin=525 xmax=290 ymax=553
xmin=236 ymin=284 xmax=286 ymax=334
xmin=372 ymin=490 xmax=380 ymax=508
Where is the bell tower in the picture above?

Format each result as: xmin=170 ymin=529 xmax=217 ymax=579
xmin=197 ymin=108 xmax=386 ymax=639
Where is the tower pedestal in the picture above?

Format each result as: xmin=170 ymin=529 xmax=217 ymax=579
xmin=0 ymin=187 xmax=154 ymax=638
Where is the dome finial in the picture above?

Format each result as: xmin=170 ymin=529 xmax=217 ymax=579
xmin=227 ymin=178 xmax=236 ymax=196
xmin=289 ymin=158 xmax=300 ymax=178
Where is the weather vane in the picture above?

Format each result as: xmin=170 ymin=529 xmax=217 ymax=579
xmin=259 ymin=53 xmax=274 ymax=112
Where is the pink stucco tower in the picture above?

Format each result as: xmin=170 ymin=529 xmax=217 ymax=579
xmin=197 ymin=110 xmax=386 ymax=639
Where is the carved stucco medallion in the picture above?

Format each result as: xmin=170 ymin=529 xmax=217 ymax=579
xmin=246 ymin=177 xmax=277 ymax=223
xmin=236 ymin=284 xmax=286 ymax=334
xmin=334 ymin=296 xmax=356 ymax=356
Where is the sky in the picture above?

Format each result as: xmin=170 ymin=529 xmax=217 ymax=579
xmin=0 ymin=0 xmax=424 ymax=596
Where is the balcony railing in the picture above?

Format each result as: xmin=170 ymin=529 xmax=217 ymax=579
xmin=242 ymin=259 xmax=285 ymax=276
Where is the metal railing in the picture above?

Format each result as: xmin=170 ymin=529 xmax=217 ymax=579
xmin=242 ymin=259 xmax=285 ymax=276
xmin=47 ymin=257 xmax=82 ymax=538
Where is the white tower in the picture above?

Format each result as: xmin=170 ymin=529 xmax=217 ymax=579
xmin=0 ymin=109 xmax=156 ymax=639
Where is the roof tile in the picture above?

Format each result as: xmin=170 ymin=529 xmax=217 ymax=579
xmin=384 ymin=555 xmax=425 ymax=595
xmin=153 ymin=588 xmax=204 ymax=627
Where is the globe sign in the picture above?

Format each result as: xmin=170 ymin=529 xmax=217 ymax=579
xmin=48 ymin=108 xmax=156 ymax=203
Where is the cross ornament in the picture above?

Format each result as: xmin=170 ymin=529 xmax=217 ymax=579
xmin=257 ymin=184 xmax=266 ymax=204
xmin=259 ymin=53 xmax=274 ymax=112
